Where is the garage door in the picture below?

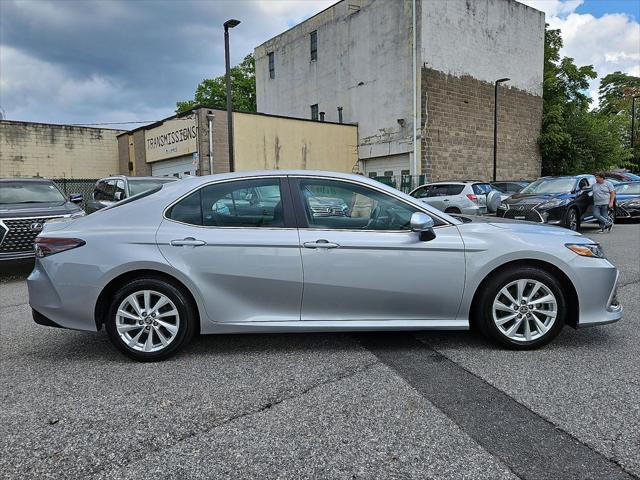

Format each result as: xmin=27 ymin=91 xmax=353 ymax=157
xmin=363 ymin=154 xmax=410 ymax=178
xmin=150 ymin=155 xmax=197 ymax=178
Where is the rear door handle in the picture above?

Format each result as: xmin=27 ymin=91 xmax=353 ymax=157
xmin=170 ymin=237 xmax=206 ymax=247
xmin=303 ymin=239 xmax=340 ymax=249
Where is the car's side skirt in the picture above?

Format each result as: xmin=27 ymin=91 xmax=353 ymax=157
xmin=200 ymin=319 xmax=469 ymax=334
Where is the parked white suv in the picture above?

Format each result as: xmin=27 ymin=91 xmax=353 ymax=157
xmin=409 ymin=181 xmax=492 ymax=215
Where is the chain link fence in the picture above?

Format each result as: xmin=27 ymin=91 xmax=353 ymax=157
xmin=51 ymin=178 xmax=97 ymax=211
xmin=372 ymin=175 xmax=427 ymax=193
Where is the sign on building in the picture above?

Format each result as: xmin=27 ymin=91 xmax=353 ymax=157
xmin=145 ymin=117 xmax=198 ymax=163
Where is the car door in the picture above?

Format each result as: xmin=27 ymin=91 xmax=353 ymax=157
xmin=291 ymin=176 xmax=466 ymax=322
xmin=574 ymin=177 xmax=594 ymax=220
xmin=424 ymin=185 xmax=448 ymax=211
xmin=156 ymin=176 xmax=303 ymax=324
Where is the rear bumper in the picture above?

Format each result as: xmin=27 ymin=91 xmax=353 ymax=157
xmin=32 ymin=309 xmax=63 ymax=328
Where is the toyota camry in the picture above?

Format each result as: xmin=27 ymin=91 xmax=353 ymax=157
xmin=27 ymin=171 xmax=623 ymax=361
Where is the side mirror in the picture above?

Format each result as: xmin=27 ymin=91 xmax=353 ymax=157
xmin=69 ymin=193 xmax=83 ymax=204
xmin=410 ymin=212 xmax=436 ymax=241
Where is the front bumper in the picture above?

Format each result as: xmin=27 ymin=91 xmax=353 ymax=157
xmin=570 ymin=257 xmax=623 ymax=328
xmin=615 ymin=203 xmax=640 ymax=219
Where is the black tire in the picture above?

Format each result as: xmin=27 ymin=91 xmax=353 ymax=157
xmin=444 ymin=207 xmax=461 ymax=214
xmin=105 ymin=277 xmax=196 ymax=362
xmin=564 ymin=207 xmax=580 ymax=231
xmin=474 ymin=266 xmax=566 ymax=350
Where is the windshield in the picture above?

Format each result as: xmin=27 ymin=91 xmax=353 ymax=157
xmin=0 ymin=181 xmax=66 ymax=204
xmin=128 ymin=179 xmax=175 ymax=196
xmin=615 ymin=183 xmax=640 ymax=195
xmin=520 ymin=178 xmax=576 ymax=194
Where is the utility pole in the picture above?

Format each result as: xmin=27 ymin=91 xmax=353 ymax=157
xmin=224 ymin=19 xmax=240 ymax=172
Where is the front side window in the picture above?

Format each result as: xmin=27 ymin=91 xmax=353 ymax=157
xmin=268 ymin=52 xmax=275 ymax=79
xmin=167 ymin=178 xmax=285 ymax=228
xmin=310 ymin=30 xmax=317 ymax=61
xmin=297 ymin=178 xmax=433 ymax=231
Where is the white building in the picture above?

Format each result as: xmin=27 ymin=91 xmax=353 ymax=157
xmin=255 ymin=0 xmax=545 ymax=184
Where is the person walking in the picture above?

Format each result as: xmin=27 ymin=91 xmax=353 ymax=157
xmin=592 ymin=172 xmax=615 ymax=233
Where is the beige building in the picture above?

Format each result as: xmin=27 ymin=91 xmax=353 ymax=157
xmin=118 ymin=107 xmax=358 ymax=178
xmin=0 ymin=120 xmax=124 ymax=178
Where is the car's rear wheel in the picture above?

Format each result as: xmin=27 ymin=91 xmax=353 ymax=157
xmin=564 ymin=208 xmax=580 ymax=231
xmin=105 ymin=277 xmax=196 ymax=361
xmin=476 ymin=267 xmax=566 ymax=349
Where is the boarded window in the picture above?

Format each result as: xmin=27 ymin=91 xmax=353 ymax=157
xmin=268 ymin=52 xmax=275 ymax=79
xmin=310 ymin=31 xmax=317 ymax=61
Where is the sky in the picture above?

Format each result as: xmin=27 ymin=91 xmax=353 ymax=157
xmin=0 ymin=0 xmax=638 ymax=127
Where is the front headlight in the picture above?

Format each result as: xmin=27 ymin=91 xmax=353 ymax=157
xmin=537 ymin=198 xmax=569 ymax=210
xmin=566 ymin=243 xmax=605 ymax=258
xmin=70 ymin=211 xmax=86 ymax=218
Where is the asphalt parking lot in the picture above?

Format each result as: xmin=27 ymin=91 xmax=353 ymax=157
xmin=1 ymin=223 xmax=638 ymax=480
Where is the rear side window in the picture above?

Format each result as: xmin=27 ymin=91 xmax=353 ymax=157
xmin=167 ymin=190 xmax=202 ymax=225
xmin=429 ymin=185 xmax=450 ymax=197
xmin=167 ymin=178 xmax=285 ymax=228
xmin=447 ymin=185 xmax=465 ymax=195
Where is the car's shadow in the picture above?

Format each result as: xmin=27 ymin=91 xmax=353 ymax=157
xmin=24 ymin=323 xmax=621 ymax=364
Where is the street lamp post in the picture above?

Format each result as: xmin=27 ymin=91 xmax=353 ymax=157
xmin=632 ymin=96 xmax=639 ymax=172
xmin=224 ymin=19 xmax=240 ymax=172
xmin=493 ymin=78 xmax=510 ymax=182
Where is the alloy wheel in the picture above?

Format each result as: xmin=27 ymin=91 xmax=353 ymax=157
xmin=115 ymin=290 xmax=180 ymax=352
xmin=568 ymin=210 xmax=578 ymax=231
xmin=492 ymin=279 xmax=558 ymax=342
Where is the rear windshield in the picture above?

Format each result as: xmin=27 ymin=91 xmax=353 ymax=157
xmin=128 ymin=179 xmax=175 ymax=196
xmin=102 ymin=184 xmax=164 ymax=211
xmin=472 ymin=183 xmax=492 ymax=195
xmin=0 ymin=181 xmax=66 ymax=204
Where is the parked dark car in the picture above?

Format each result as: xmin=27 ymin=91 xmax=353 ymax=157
xmin=490 ymin=181 xmax=530 ymax=195
xmin=614 ymin=182 xmax=640 ymax=220
xmin=0 ymin=178 xmax=85 ymax=260
xmin=604 ymin=171 xmax=640 ymax=182
xmin=86 ymin=176 xmax=177 ymax=213
xmin=496 ymin=175 xmax=613 ymax=231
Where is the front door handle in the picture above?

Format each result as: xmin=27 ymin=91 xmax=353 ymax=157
xmin=303 ymin=239 xmax=340 ymax=249
xmin=170 ymin=237 xmax=206 ymax=247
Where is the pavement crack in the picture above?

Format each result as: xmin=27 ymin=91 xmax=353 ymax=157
xmin=87 ymin=360 xmax=380 ymax=479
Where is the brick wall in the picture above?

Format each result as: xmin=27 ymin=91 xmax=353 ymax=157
xmin=0 ymin=121 xmax=124 ymax=178
xmin=421 ymin=68 xmax=542 ymax=182
xmin=196 ymin=108 xmax=230 ymax=175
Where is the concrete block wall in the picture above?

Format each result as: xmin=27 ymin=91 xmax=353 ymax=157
xmin=0 ymin=121 xmax=124 ymax=178
xmin=421 ymin=68 xmax=542 ymax=182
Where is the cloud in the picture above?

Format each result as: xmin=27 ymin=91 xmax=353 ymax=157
xmin=0 ymin=0 xmax=334 ymax=125
xmin=520 ymin=0 xmax=640 ymax=108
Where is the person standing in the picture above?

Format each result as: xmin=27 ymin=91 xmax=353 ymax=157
xmin=592 ymin=173 xmax=615 ymax=233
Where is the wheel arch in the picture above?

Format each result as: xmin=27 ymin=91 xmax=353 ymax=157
xmin=94 ymin=269 xmax=201 ymax=333
xmin=469 ymin=259 xmax=579 ymax=329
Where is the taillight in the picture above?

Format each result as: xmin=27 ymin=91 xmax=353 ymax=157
xmin=466 ymin=193 xmax=478 ymax=204
xmin=34 ymin=237 xmax=85 ymax=258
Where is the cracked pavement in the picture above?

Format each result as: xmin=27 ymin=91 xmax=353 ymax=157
xmin=1 ymin=223 xmax=638 ymax=479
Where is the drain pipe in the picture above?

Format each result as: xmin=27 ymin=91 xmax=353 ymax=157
xmin=207 ymin=113 xmax=214 ymax=175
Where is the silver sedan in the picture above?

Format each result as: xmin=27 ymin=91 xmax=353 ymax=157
xmin=28 ymin=171 xmax=623 ymax=361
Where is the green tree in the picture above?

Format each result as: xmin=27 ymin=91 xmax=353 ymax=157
xmin=177 ymin=54 xmax=256 ymax=113
xmin=539 ymin=27 xmax=632 ymax=175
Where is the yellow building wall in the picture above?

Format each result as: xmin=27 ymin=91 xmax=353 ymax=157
xmin=233 ymin=113 xmax=358 ymax=173
xmin=0 ymin=121 xmax=123 ymax=178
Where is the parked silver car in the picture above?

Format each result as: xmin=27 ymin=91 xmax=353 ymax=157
xmin=28 ymin=171 xmax=622 ymax=361
xmin=409 ymin=181 xmax=492 ymax=215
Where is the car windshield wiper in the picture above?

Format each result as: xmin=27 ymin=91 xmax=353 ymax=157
xmin=0 ymin=200 xmax=54 ymax=204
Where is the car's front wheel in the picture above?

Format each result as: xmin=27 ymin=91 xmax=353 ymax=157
xmin=564 ymin=208 xmax=580 ymax=231
xmin=476 ymin=267 xmax=566 ymax=349
xmin=105 ymin=277 xmax=196 ymax=361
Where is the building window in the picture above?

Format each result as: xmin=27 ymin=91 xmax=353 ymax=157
xmin=310 ymin=30 xmax=317 ymax=61
xmin=401 ymin=169 xmax=410 ymax=175
xmin=268 ymin=52 xmax=275 ymax=79
xmin=311 ymin=104 xmax=319 ymax=121
xmin=368 ymin=172 xmax=377 ymax=178
xmin=384 ymin=171 xmax=394 ymax=177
